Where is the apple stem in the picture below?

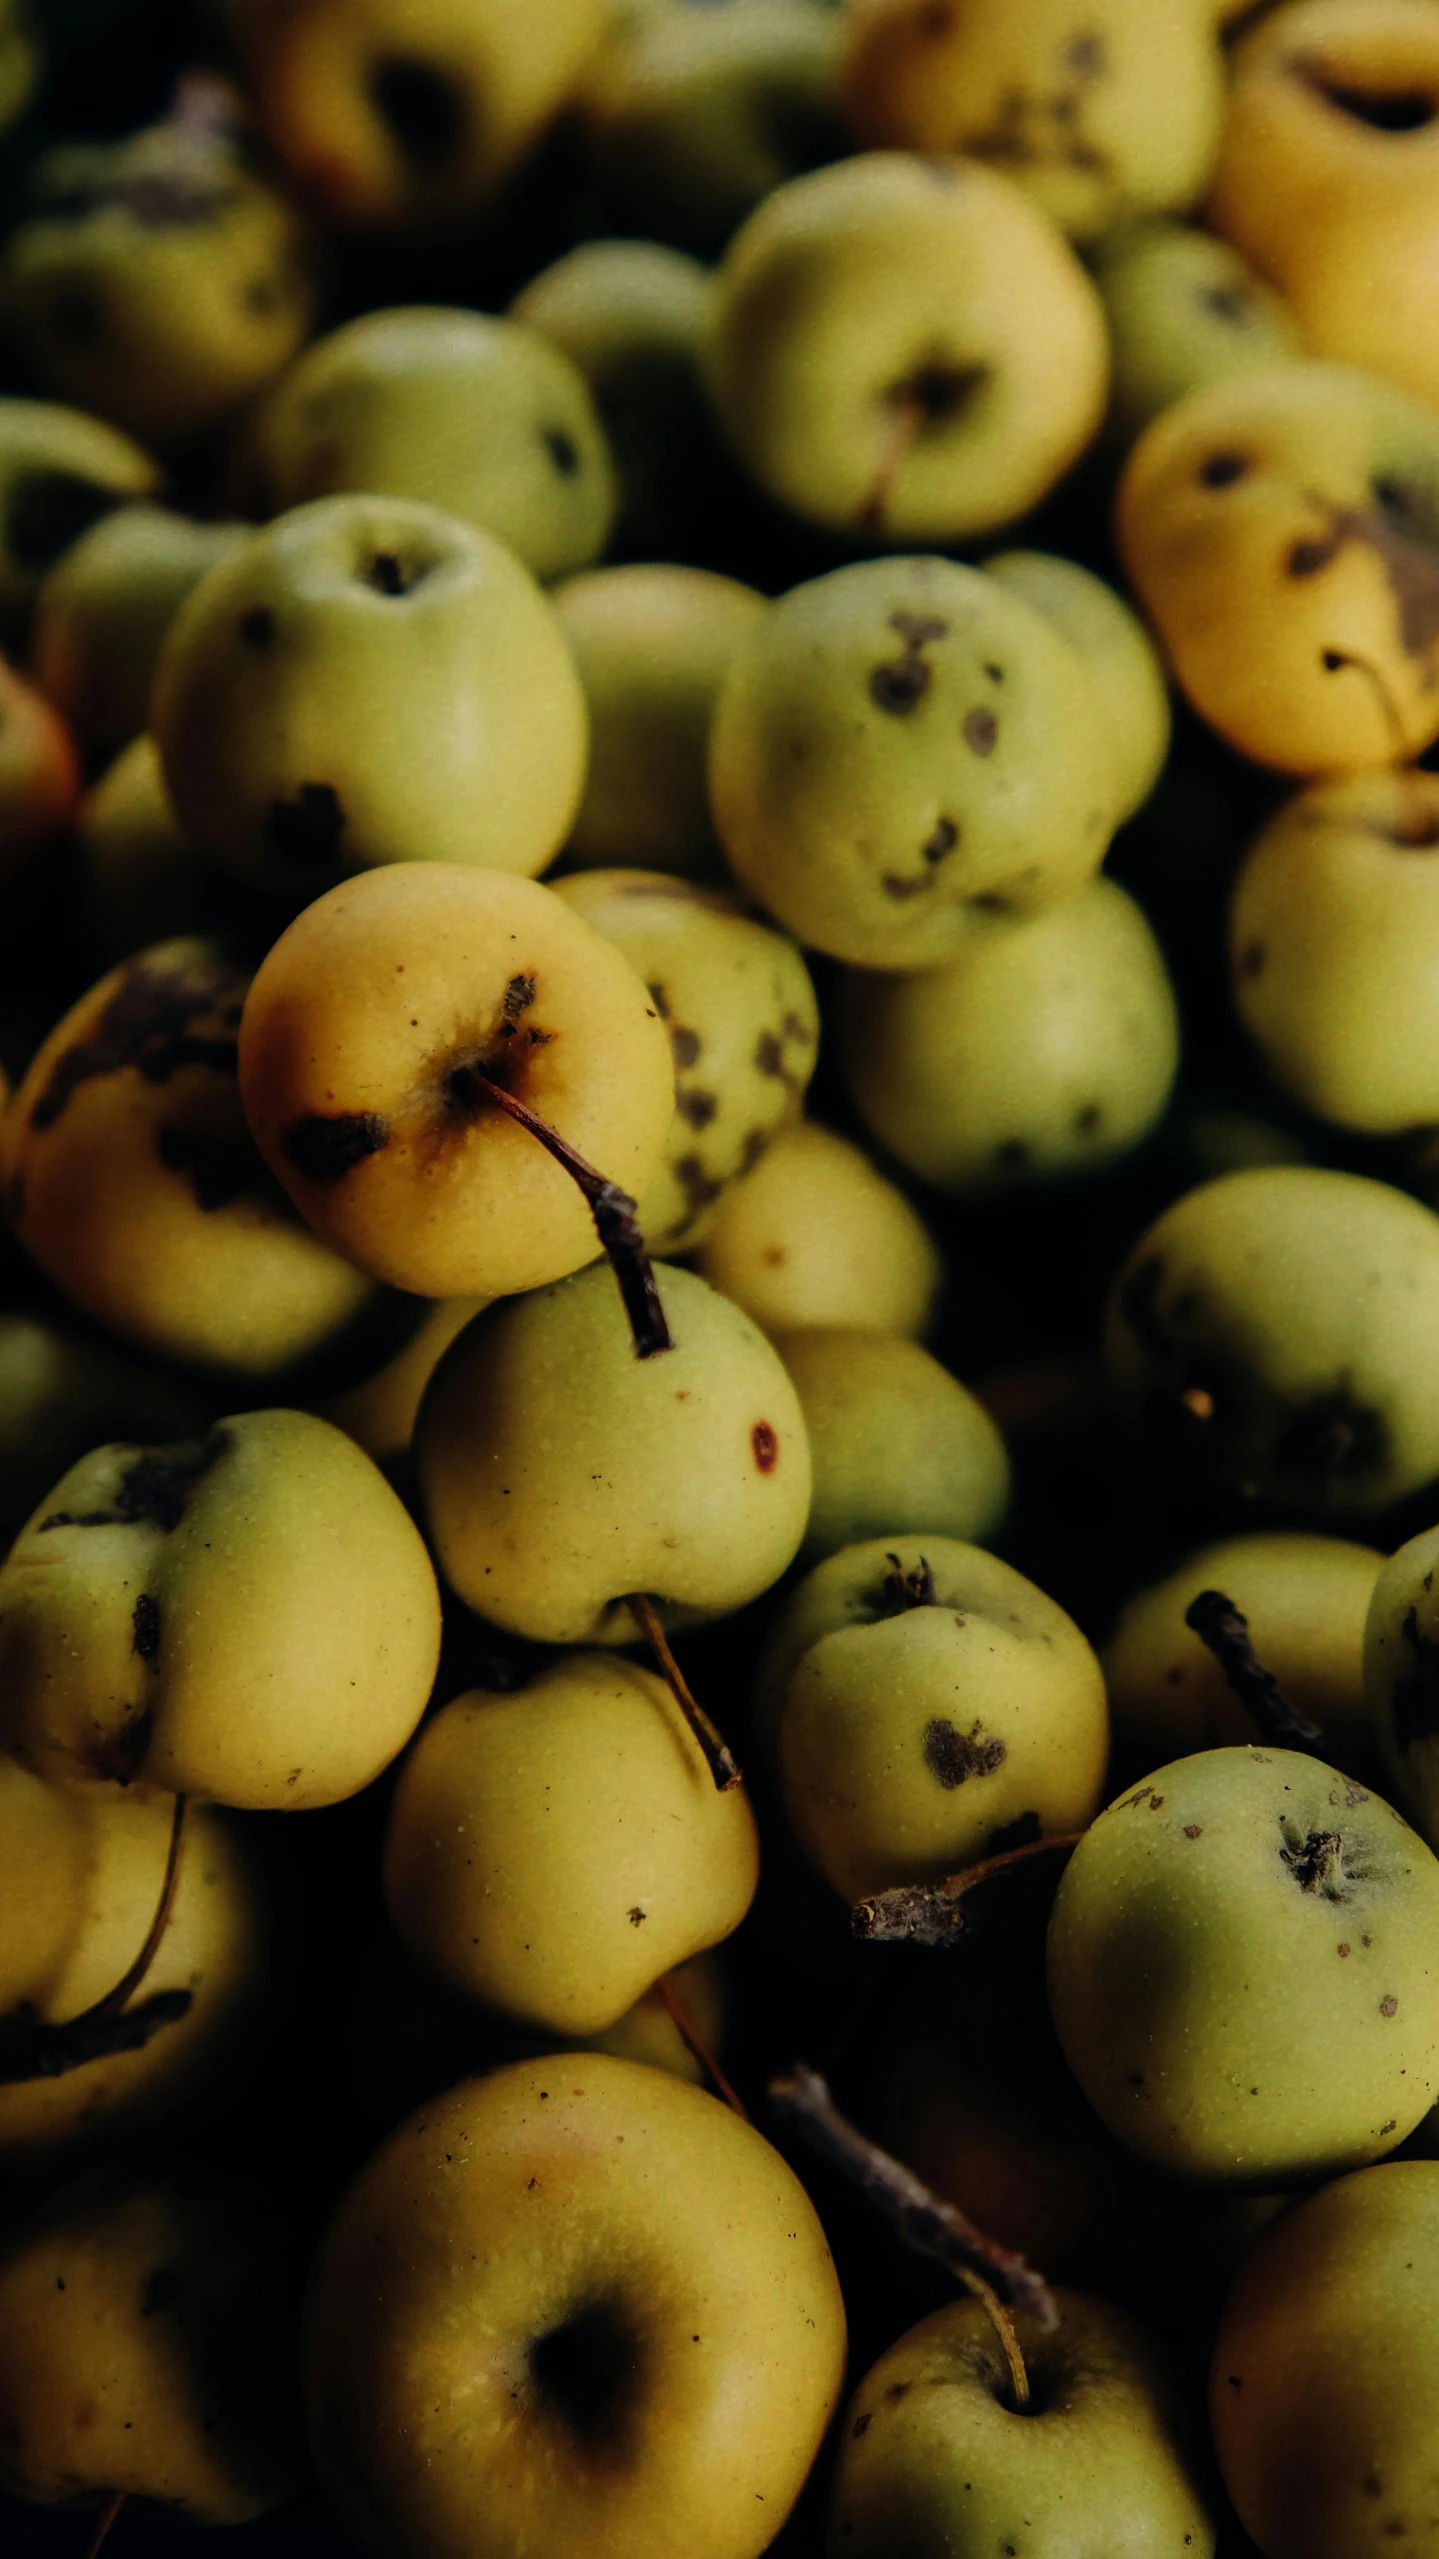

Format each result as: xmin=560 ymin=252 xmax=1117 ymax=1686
xmin=81 ymin=2489 xmax=125 ymax=2559
xmin=469 ymin=1071 xmax=672 ymax=1360
xmin=768 ymin=2063 xmax=1057 ymax=2348
xmin=858 ymin=393 xmax=923 ymax=530
xmin=1319 ymin=644 xmax=1409 ymax=763
xmin=852 ymin=1830 xmax=1087 ymax=1947
xmin=656 ymin=1973 xmax=750 ymax=2120
xmin=1184 ymin=1592 xmax=1324 ymax=1748
xmin=880 ymin=1552 xmax=937 ymax=1615
xmin=626 ymin=1594 xmax=743 ymax=1792
xmin=0 ymin=1793 xmax=192 ymax=2086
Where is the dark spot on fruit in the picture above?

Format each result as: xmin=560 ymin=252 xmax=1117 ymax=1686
xmin=994 ymin=1138 xmax=1029 ymax=1170
xmin=754 ymin=1030 xmax=785 ymax=1077
xmin=1365 ymin=2477 xmax=1384 ymax=2500
xmin=647 ymin=981 xmax=671 ymax=1019
xmin=241 ymin=605 xmax=276 ymax=647
xmin=1301 ymin=65 xmax=1438 ymax=131
xmin=157 ymin=1124 xmax=270 ymax=1214
xmin=964 ymin=706 xmax=998 ymax=756
xmin=370 ymin=55 xmax=467 ymax=167
xmin=676 ymin=1087 xmax=717 ymax=1129
xmin=501 ymin=973 xmax=536 ymax=1027
xmin=1289 ymin=534 xmax=1340 ymax=579
xmin=923 ymin=814 xmax=958 ymax=864
xmin=244 ymin=274 xmax=282 ymax=317
xmin=1338 ymin=1942 xmax=1351 ymax=1956
xmin=671 ymin=1026 xmax=701 ymax=1069
xmin=675 ymin=1154 xmax=723 ymax=1214
xmin=923 ymin=1718 xmax=1006 ymax=1787
xmin=7 ymin=469 xmax=124 ymax=571
xmin=31 ymin=954 xmax=243 ymax=1133
xmin=1276 ymin=1387 xmax=1385 ymax=1488
xmin=266 ymin=781 xmax=345 ymax=869
xmin=1073 ymin=1102 xmax=1103 ymax=1136
xmin=1380 ymin=2118 xmax=1397 ymax=2135
xmin=1381 ymin=1994 xmax=1399 ymax=2016
xmin=140 ymin=2267 xmax=179 ymax=2317
xmin=1323 ymin=648 xmax=1347 ymax=670
xmin=1239 ymin=939 xmax=1267 ymax=978
xmin=752 ymin=1421 xmax=778 ymax=1472
xmin=1227 ymin=2375 xmax=1243 ymax=2390
xmin=1199 ymin=281 xmax=1256 ymax=330
xmin=544 ymin=429 xmax=581 ymax=478
xmin=882 ymin=868 xmax=934 ymax=900
xmin=1199 ymin=451 xmax=1248 ymax=489
xmin=284 ymin=1111 xmax=390 ymax=1181
xmin=987 ymin=1809 xmax=1041 ymax=1853
xmin=851 ymin=2412 xmax=872 ymax=2439
xmin=131 ymin=1593 xmax=161 ymax=1663
xmin=870 ymin=610 xmax=948 ymax=713
xmin=1390 ymin=1604 xmax=1439 ymax=1752
xmin=739 ymin=1127 xmax=769 ymax=1173
xmin=627 ymin=1907 xmax=645 ymax=1926
xmin=41 ymin=1436 xmax=221 ymax=1539
xmin=1279 ymin=1825 xmax=1347 ymax=1897
xmin=1184 ymin=1823 xmax=1202 ymax=1839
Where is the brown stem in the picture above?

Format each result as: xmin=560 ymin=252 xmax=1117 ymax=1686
xmin=0 ymin=1793 xmax=191 ymax=2085
xmin=657 ymin=1973 xmax=750 ymax=2120
xmin=852 ymin=1829 xmax=1086 ymax=1946
xmin=1320 ymin=645 xmax=1409 ymax=763
xmin=858 ymin=394 xmax=923 ymax=529
xmin=81 ymin=2491 xmax=125 ymax=2559
xmin=769 ymin=2063 xmax=1056 ymax=2360
xmin=626 ymin=1593 xmax=742 ymax=1793
xmin=1184 ymin=1591 xmax=1323 ymax=1749
xmin=470 ymin=1072 xmax=671 ymax=1361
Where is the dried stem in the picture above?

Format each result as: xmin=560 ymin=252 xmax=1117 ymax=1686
xmin=657 ymin=1973 xmax=749 ymax=2121
xmin=768 ymin=2062 xmax=1056 ymax=2344
xmin=471 ymin=1073 xmax=671 ymax=1360
xmin=853 ymin=1830 xmax=1086 ymax=1946
xmin=1184 ymin=1591 xmax=1323 ymax=1748
xmin=81 ymin=2490 xmax=126 ymax=2559
xmin=858 ymin=393 xmax=923 ymax=529
xmin=0 ymin=1793 xmax=191 ymax=2085
xmin=626 ymin=1593 xmax=742 ymax=1793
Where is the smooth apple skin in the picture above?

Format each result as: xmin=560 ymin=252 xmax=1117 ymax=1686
xmin=304 ymin=2054 xmax=847 ymax=2559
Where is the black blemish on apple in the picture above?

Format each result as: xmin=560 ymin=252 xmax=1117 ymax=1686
xmin=544 ymin=429 xmax=581 ymax=480
xmin=964 ymin=706 xmax=998 ymax=757
xmin=1389 ymin=1604 xmax=1439 ymax=1752
xmin=994 ymin=1138 xmax=1029 ymax=1170
xmin=738 ymin=1126 xmax=769 ymax=1173
xmin=1199 ymin=450 xmax=1249 ymax=490
xmin=1199 ymin=281 xmax=1258 ymax=331
xmin=139 ymin=2266 xmax=180 ymax=2316
xmin=6 ymin=468 xmax=125 ymax=571
xmin=923 ymin=1718 xmax=1007 ymax=1787
xmin=1275 ymin=1386 xmax=1385 ymax=1487
xmin=1239 ymin=939 xmax=1267 ymax=978
xmin=987 ymin=1809 xmax=1042 ymax=1854
xmin=870 ymin=611 xmax=949 ymax=714
xmin=1298 ymin=65 xmax=1437 ymax=133
xmin=850 ymin=2412 xmax=872 ymax=2440
xmin=284 ymin=1111 xmax=391 ymax=1181
xmin=500 ymin=973 xmax=537 ymax=1027
xmin=240 ymin=605 xmax=276 ymax=647
xmin=157 ymin=1124 xmax=270 ymax=1214
xmin=1283 ymin=483 xmax=1439 ymax=660
xmin=266 ymin=781 xmax=346 ymax=869
xmin=675 ymin=1153 xmax=723 ymax=1215
xmin=671 ymin=1026 xmax=701 ymax=1069
xmin=676 ymin=1087 xmax=717 ymax=1129
xmin=881 ymin=867 xmax=936 ymax=901
xmin=1279 ymin=1825 xmax=1348 ymax=1897
xmin=1380 ymin=1994 xmax=1399 ymax=2016
xmin=1184 ymin=1824 xmax=1203 ymax=1839
xmin=922 ymin=815 xmax=959 ymax=866
xmin=1073 ymin=1102 xmax=1103 ymax=1136
xmin=752 ymin=1421 xmax=779 ymax=1473
xmin=30 ymin=957 xmax=243 ymax=1132
xmin=647 ymin=981 xmax=671 ymax=1020
xmin=131 ymin=1593 xmax=161 ymax=1663
xmin=369 ymin=55 xmax=468 ymax=168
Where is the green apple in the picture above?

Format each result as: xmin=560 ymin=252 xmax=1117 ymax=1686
xmin=0 ymin=396 xmax=157 ymax=635
xmin=0 ymin=1310 xmax=209 ymax=1545
xmin=416 ymin=1257 xmax=811 ymax=1642
xmin=246 ymin=307 xmax=617 ymax=582
xmin=773 ymin=1327 xmax=1010 ymax=1564
xmin=704 ymin=151 xmax=1108 ymax=542
xmin=694 ymin=1119 xmax=942 ymax=1340
xmin=1105 ymin=1167 xmax=1439 ymax=1516
xmin=841 ymin=878 xmax=1180 ymax=1191
xmin=1363 ymin=1516 xmax=1439 ymax=1850
xmin=77 ymin=737 xmax=265 ymax=959
xmin=305 ymin=2054 xmax=848 ymax=2559
xmin=33 ymin=507 xmax=248 ymax=756
xmin=1048 ymin=1744 xmax=1439 ymax=2182
xmin=757 ymin=1533 xmax=1108 ymax=1902
xmin=0 ymin=1407 xmax=441 ymax=1807
xmin=1092 ymin=217 xmax=1304 ymax=448
xmin=830 ymin=2290 xmax=1214 ymax=2557
xmin=382 ymin=1652 xmax=760 ymax=2034
xmin=154 ymin=494 xmax=588 ymax=895
xmin=984 ymin=549 xmax=1171 ymax=822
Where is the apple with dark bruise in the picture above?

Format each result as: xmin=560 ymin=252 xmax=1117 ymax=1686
xmin=237 ymin=864 xmax=675 ymax=1300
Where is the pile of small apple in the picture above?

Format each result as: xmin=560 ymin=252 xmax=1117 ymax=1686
xmin=10 ymin=3 xmax=1439 ymax=2556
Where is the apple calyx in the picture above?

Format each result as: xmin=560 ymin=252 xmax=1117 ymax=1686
xmin=852 ymin=1829 xmax=1087 ymax=1948
xmin=469 ymin=1074 xmax=672 ymax=1361
xmin=626 ymin=1592 xmax=742 ymax=1793
xmin=0 ymin=1792 xmax=190 ymax=2087
xmin=768 ymin=2061 xmax=1055 ymax=2411
xmin=879 ymin=1551 xmax=937 ymax=1615
xmin=1184 ymin=1588 xmax=1324 ymax=1748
